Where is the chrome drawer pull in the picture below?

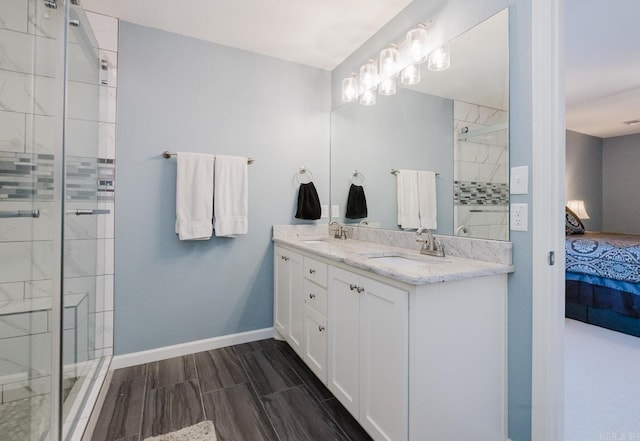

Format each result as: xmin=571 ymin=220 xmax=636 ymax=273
xmin=309 ymin=268 xmax=316 ymax=274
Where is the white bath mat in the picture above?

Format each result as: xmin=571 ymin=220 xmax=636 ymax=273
xmin=143 ymin=421 xmax=217 ymax=441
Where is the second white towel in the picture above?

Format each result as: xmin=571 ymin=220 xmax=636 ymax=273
xmin=417 ymin=171 xmax=437 ymax=229
xmin=396 ymin=169 xmax=438 ymax=230
xmin=175 ymin=152 xmax=215 ymax=241
xmin=213 ymin=155 xmax=248 ymax=237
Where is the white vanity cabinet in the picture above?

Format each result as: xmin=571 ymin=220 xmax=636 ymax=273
xmin=273 ymin=242 xmax=507 ymax=441
xmin=274 ymin=246 xmax=303 ymax=356
xmin=328 ymin=266 xmax=408 ymax=441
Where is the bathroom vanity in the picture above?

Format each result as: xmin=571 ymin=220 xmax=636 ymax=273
xmin=273 ymin=225 xmax=513 ymax=441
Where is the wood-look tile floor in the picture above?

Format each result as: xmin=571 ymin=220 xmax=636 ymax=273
xmin=91 ymin=339 xmax=373 ymax=441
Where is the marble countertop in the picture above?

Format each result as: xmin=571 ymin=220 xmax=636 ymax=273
xmin=273 ymin=235 xmax=514 ymax=286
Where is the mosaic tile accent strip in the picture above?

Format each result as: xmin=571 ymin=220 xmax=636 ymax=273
xmin=0 ymin=152 xmax=54 ymax=201
xmin=98 ymin=158 xmax=115 ymax=201
xmin=66 ymin=157 xmax=115 ymax=201
xmin=66 ymin=156 xmax=98 ymax=201
xmin=0 ymin=152 xmax=115 ymax=202
xmin=454 ymin=180 xmax=509 ymax=206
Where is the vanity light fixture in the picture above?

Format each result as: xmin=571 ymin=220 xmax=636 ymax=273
xmin=360 ymin=88 xmax=377 ymax=106
xmin=428 ymin=43 xmax=451 ymax=71
xmin=359 ymin=60 xmax=379 ymax=92
xmin=340 ymin=18 xmax=451 ymax=105
xmin=378 ymin=46 xmax=399 ymax=96
xmin=378 ymin=77 xmax=397 ymax=96
xmin=342 ymin=74 xmax=359 ymax=102
xmin=379 ymin=46 xmax=400 ymax=79
xmin=405 ymin=24 xmax=429 ymax=64
xmin=400 ymin=63 xmax=421 ymax=85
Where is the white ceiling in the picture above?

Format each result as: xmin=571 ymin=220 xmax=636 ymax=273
xmin=565 ymin=0 xmax=640 ymax=138
xmin=80 ymin=0 xmax=413 ymax=71
xmin=82 ymin=0 xmax=640 ymax=139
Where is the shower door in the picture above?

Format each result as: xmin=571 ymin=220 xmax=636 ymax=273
xmin=0 ymin=1 xmax=112 ymax=440
xmin=61 ymin=3 xmax=112 ymax=439
xmin=0 ymin=0 xmax=66 ymax=440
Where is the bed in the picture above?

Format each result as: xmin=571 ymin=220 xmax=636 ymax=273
xmin=565 ymin=231 xmax=640 ymax=337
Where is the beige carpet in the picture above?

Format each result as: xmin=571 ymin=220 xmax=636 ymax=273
xmin=143 ymin=421 xmax=217 ymax=441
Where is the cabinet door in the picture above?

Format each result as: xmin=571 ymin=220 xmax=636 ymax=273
xmin=328 ymin=266 xmax=361 ymax=417
xmin=274 ymin=247 xmax=290 ymax=336
xmin=304 ymin=305 xmax=327 ymax=383
xmin=287 ymin=252 xmax=304 ymax=356
xmin=359 ymin=276 xmax=408 ymax=441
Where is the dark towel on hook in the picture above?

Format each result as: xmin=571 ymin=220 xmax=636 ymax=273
xmin=295 ymin=182 xmax=322 ymax=220
xmin=346 ymin=184 xmax=368 ymax=219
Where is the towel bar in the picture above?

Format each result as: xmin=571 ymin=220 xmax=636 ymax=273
xmin=162 ymin=151 xmax=254 ymax=164
xmin=0 ymin=210 xmax=40 ymax=219
xmin=391 ymin=169 xmax=440 ymax=176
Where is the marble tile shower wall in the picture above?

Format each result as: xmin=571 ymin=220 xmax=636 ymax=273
xmin=453 ymin=101 xmax=509 ymax=241
xmin=0 ymin=1 xmax=118 ymax=403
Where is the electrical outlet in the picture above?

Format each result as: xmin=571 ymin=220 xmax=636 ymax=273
xmin=321 ymin=205 xmax=328 ymax=219
xmin=510 ymin=203 xmax=528 ymax=231
xmin=331 ymin=205 xmax=340 ymax=218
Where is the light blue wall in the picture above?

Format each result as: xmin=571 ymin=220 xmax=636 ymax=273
xmin=331 ymin=89 xmax=454 ymax=233
xmin=565 ymin=130 xmax=603 ymax=231
xmin=332 ymin=1 xmax=534 ymax=439
xmin=115 ymin=22 xmax=330 ymax=354
xmin=603 ymin=133 xmax=640 ymax=234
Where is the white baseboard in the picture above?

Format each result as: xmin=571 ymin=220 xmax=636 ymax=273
xmin=110 ymin=327 xmax=275 ymax=370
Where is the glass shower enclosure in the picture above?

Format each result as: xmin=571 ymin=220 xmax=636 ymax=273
xmin=0 ymin=0 xmax=112 ymax=439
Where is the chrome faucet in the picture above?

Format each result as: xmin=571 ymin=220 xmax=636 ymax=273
xmin=416 ymin=227 xmax=445 ymax=257
xmin=329 ymin=221 xmax=347 ymax=240
xmin=358 ymin=220 xmax=369 ymax=227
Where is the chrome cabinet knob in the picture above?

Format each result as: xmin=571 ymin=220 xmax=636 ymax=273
xmin=309 ymin=268 xmax=316 ymax=274
xmin=318 ymin=325 xmax=325 ymax=332
xmin=309 ymin=293 xmax=316 ymax=299
xmin=356 ymin=286 xmax=365 ymax=293
xmin=349 ymin=283 xmax=356 ymax=291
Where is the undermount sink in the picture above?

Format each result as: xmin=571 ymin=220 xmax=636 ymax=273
xmin=361 ymin=252 xmax=451 ymax=267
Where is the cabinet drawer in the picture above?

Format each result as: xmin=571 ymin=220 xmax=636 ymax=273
xmin=304 ymin=257 xmax=327 ymax=288
xmin=304 ymin=279 xmax=328 ymax=316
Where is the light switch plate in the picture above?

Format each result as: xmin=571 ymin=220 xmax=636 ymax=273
xmin=321 ymin=205 xmax=328 ymax=219
xmin=510 ymin=166 xmax=529 ymax=194
xmin=510 ymin=203 xmax=528 ymax=231
xmin=331 ymin=205 xmax=340 ymax=218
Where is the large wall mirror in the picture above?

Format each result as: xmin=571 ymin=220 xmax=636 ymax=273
xmin=330 ymin=8 xmax=509 ymax=241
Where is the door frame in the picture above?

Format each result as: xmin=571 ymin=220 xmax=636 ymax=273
xmin=530 ymin=0 xmax=565 ymax=440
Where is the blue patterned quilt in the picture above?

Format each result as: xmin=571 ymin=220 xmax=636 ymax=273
xmin=565 ymin=232 xmax=640 ymax=283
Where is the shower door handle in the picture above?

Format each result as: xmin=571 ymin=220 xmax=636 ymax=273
xmin=69 ymin=209 xmax=111 ymax=216
xmin=0 ymin=210 xmax=40 ymax=219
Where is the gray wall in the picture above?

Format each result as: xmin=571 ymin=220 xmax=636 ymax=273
xmin=332 ymin=1 xmax=533 ymax=439
xmin=331 ymin=89 xmax=454 ymax=233
xmin=603 ymin=133 xmax=640 ymax=234
xmin=565 ymin=130 xmax=603 ymax=231
xmin=115 ymin=22 xmax=330 ymax=354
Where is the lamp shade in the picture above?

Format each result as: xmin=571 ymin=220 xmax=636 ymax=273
xmin=341 ymin=75 xmax=359 ymax=102
xmin=428 ymin=44 xmax=450 ymax=71
xmin=567 ymin=200 xmax=590 ymax=219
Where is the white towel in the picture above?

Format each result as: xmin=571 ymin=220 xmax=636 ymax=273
xmin=213 ymin=155 xmax=248 ymax=237
xmin=175 ymin=152 xmax=215 ymax=241
xmin=417 ymin=171 xmax=437 ymax=229
xmin=396 ymin=170 xmax=421 ymax=230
